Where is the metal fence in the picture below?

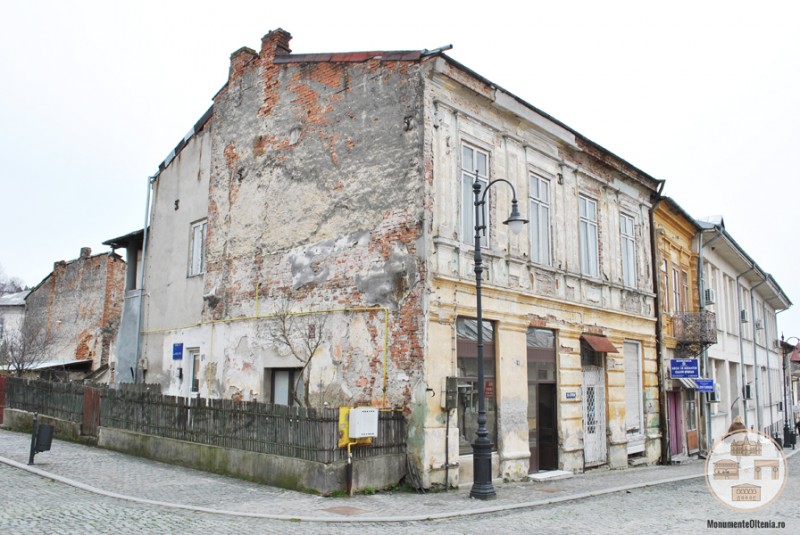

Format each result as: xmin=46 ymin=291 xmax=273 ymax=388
xmin=5 ymin=377 xmax=84 ymax=424
xmin=4 ymin=377 xmax=406 ymax=464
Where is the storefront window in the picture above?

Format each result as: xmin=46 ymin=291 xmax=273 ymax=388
xmin=456 ymin=318 xmax=496 ymax=455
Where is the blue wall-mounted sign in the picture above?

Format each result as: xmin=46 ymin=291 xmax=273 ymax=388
xmin=566 ymin=392 xmax=577 ymax=400
xmin=172 ymin=343 xmax=184 ymax=360
xmin=670 ymin=358 xmax=699 ymax=378
xmin=695 ymin=378 xmax=715 ymax=393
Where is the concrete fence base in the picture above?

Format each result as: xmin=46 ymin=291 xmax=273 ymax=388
xmin=2 ymin=408 xmax=405 ymax=495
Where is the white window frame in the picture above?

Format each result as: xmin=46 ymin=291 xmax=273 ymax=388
xmin=529 ymin=173 xmax=551 ymax=265
xmin=189 ymin=219 xmax=207 ymax=277
xmin=672 ymin=268 xmax=682 ymax=313
xmin=188 ymin=347 xmax=201 ymax=393
xmin=578 ymin=195 xmax=599 ymax=277
xmin=461 ymin=143 xmax=489 ymax=248
xmin=620 ymin=213 xmax=636 ymax=287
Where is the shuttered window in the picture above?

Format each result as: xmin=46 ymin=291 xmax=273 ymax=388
xmin=624 ymin=340 xmax=643 ymax=436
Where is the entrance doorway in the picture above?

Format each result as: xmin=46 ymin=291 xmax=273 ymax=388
xmin=527 ymin=328 xmax=557 ymax=473
xmin=668 ymin=390 xmax=684 ymax=456
xmin=582 ymin=364 xmax=607 ymax=467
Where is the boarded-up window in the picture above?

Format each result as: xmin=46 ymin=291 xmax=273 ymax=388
xmin=624 ymin=340 xmax=643 ymax=436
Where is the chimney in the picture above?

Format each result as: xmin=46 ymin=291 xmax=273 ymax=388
xmin=261 ymin=28 xmax=292 ymax=58
xmin=80 ymin=247 xmax=92 ymax=259
xmin=229 ymin=46 xmax=258 ymax=82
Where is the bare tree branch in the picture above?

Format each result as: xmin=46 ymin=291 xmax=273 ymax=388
xmin=0 ymin=313 xmax=60 ymax=376
xmin=270 ymin=296 xmax=328 ymax=407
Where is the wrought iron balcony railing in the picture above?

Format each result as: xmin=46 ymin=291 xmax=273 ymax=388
xmin=672 ymin=311 xmax=718 ymax=345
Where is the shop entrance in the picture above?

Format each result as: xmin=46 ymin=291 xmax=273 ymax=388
xmin=527 ymin=328 xmax=557 ymax=473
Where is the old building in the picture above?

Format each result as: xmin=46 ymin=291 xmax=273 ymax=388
xmin=118 ymin=28 xmax=666 ymax=487
xmin=0 ymin=290 xmax=29 ymax=342
xmin=23 ymin=247 xmax=126 ymax=377
xmin=652 ymin=198 xmax=711 ymax=461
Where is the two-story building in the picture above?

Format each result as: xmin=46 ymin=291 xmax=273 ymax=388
xmin=696 ymin=218 xmax=790 ymax=444
xmin=111 ymin=28 xmax=668 ymax=488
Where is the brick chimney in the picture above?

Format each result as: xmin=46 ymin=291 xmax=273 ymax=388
xmin=229 ymin=46 xmax=258 ymax=82
xmin=261 ymin=28 xmax=292 ymax=58
xmin=80 ymin=247 xmax=92 ymax=259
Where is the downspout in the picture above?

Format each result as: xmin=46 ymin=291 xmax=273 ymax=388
xmin=749 ymin=278 xmax=767 ymax=431
xmin=762 ymin=302 xmax=775 ymax=435
xmin=736 ymin=267 xmax=756 ymax=428
xmin=698 ymin=227 xmax=722 ymax=452
xmin=650 ymin=193 xmax=669 ymax=464
xmin=134 ymin=175 xmax=157 ymax=384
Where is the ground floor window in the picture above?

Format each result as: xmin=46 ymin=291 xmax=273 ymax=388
xmin=456 ymin=318 xmax=496 ymax=455
xmin=264 ymin=367 xmax=304 ymax=406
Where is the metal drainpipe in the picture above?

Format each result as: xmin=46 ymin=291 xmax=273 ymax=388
xmin=649 ymin=199 xmax=669 ymax=463
xmin=697 ymin=228 xmax=722 ymax=453
xmin=762 ymin=302 xmax=775 ymax=436
xmin=736 ymin=267 xmax=756 ymax=428
xmin=133 ymin=175 xmax=157 ymax=384
xmin=749 ymin=278 xmax=767 ymax=431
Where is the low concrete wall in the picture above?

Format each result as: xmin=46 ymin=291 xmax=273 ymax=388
xmin=2 ymin=408 xmax=405 ymax=494
xmin=1 ymin=408 xmax=97 ymax=446
xmin=98 ymin=427 xmax=405 ymax=495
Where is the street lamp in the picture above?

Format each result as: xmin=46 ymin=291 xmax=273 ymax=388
xmin=781 ymin=334 xmax=798 ymax=448
xmin=470 ymin=173 xmax=527 ymax=500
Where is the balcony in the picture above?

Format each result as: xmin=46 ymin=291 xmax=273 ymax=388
xmin=673 ymin=311 xmax=718 ymax=345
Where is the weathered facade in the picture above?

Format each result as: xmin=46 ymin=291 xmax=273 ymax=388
xmin=24 ymin=248 xmax=126 ymax=373
xmin=652 ymin=198 xmax=708 ymax=461
xmin=424 ymin=60 xmax=662 ymax=483
xmin=127 ymin=28 xmax=667 ymax=487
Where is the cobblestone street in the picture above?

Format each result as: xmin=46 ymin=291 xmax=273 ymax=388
xmin=1 ymin=429 xmax=798 ymax=534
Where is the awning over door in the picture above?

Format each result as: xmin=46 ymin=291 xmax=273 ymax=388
xmin=677 ymin=378 xmax=697 ymax=389
xmin=581 ymin=334 xmax=618 ymax=353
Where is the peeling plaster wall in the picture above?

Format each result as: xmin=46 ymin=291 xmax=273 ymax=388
xmin=422 ymin=60 xmax=660 ymax=484
xmin=24 ymin=251 xmax=125 ymax=371
xmin=144 ymin=31 xmax=429 ymax=422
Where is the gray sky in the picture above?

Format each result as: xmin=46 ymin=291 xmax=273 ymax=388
xmin=1 ymin=0 xmax=798 ymax=335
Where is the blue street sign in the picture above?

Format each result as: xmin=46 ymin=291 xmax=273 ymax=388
xmin=172 ymin=343 xmax=184 ymax=360
xmin=695 ymin=378 xmax=714 ymax=393
xmin=670 ymin=358 xmax=699 ymax=378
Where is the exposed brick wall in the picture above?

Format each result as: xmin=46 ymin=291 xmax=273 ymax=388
xmin=200 ymin=31 xmax=427 ymax=409
xmin=24 ymin=250 xmax=126 ymax=370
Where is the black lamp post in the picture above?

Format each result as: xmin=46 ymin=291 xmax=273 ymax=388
xmin=781 ymin=334 xmax=798 ymax=448
xmin=470 ymin=173 xmax=527 ymax=500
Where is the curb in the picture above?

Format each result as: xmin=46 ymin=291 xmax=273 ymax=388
xmin=0 ymin=453 xmax=708 ymax=523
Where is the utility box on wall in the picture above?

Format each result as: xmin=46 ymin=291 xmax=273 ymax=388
xmin=349 ymin=407 xmax=379 ymax=438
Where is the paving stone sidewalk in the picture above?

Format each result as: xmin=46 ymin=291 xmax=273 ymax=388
xmin=3 ymin=427 xmax=784 ymax=523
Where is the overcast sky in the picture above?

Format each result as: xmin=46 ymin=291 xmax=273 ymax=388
xmin=1 ymin=1 xmax=798 ymax=335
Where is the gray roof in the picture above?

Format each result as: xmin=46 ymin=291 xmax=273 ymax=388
xmin=0 ymin=290 xmax=29 ymax=306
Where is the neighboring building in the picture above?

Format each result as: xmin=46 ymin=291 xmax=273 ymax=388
xmin=0 ymin=290 xmax=29 ymax=342
xmin=652 ymin=198 xmax=714 ymax=461
xmin=697 ymin=218 xmax=791 ymax=443
xmin=115 ymin=28 xmax=685 ymax=487
xmin=102 ymin=229 xmax=145 ymax=384
xmin=24 ymin=247 xmax=126 ymax=378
